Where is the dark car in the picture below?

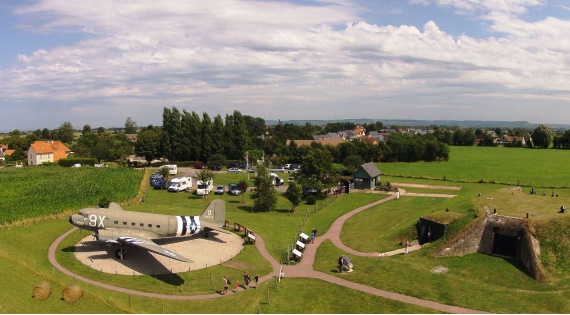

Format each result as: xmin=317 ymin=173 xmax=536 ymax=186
xmin=150 ymin=175 xmax=168 ymax=189
xmin=303 ymin=187 xmax=318 ymax=197
xmin=209 ymin=164 xmax=222 ymax=171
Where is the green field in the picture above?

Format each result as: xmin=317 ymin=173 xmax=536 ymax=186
xmin=379 ymin=146 xmax=570 ymax=188
xmin=3 ymin=146 xmax=570 ymax=313
xmin=0 ymin=166 xmax=145 ymax=224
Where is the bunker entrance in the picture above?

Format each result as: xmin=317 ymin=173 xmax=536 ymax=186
xmin=492 ymin=233 xmax=517 ymax=258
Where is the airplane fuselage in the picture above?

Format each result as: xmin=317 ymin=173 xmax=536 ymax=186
xmin=69 ymin=209 xmax=204 ymax=241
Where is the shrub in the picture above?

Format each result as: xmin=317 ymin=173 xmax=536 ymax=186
xmin=305 ymin=195 xmax=317 ymax=205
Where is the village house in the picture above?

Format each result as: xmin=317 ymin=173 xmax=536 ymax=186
xmin=28 ymin=140 xmax=71 ymax=166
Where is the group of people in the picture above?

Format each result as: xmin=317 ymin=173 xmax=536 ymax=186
xmin=222 ymin=272 xmax=259 ymax=295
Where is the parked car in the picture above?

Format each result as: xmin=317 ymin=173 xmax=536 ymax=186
xmin=209 ymin=164 xmax=222 ymax=171
xmin=150 ymin=172 xmax=168 ymax=189
xmin=228 ymin=183 xmax=242 ymax=195
xmin=215 ymin=185 xmax=225 ymax=194
xmin=270 ymin=165 xmax=286 ymax=173
xmin=303 ymin=187 xmax=318 ymax=196
xmin=248 ymin=168 xmax=257 ymax=173
xmin=228 ymin=167 xmax=243 ymax=174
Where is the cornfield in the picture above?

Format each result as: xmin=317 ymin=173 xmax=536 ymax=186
xmin=0 ymin=166 xmax=145 ymax=224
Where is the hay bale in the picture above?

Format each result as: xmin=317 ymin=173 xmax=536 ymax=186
xmin=62 ymin=283 xmax=83 ymax=302
xmin=32 ymin=281 xmax=52 ymax=301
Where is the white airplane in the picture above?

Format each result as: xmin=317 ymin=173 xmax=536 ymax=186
xmin=68 ymin=199 xmax=227 ymax=263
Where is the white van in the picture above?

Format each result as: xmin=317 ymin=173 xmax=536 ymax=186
xmin=269 ymin=173 xmax=284 ymax=186
xmin=168 ymin=176 xmax=191 ymax=192
xmin=196 ymin=180 xmax=214 ymax=196
xmin=160 ymin=164 xmax=178 ymax=175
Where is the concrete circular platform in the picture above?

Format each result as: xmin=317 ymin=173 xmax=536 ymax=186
xmin=73 ymin=231 xmax=244 ymax=275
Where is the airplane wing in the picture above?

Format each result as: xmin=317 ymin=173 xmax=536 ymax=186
xmin=116 ymin=235 xmax=194 ymax=263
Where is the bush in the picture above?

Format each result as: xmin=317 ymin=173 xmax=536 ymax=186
xmin=98 ymin=197 xmax=110 ymax=208
xmin=305 ymin=195 xmax=317 ymax=205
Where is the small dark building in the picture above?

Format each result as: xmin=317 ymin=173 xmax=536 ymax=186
xmin=352 ymin=163 xmax=381 ymax=190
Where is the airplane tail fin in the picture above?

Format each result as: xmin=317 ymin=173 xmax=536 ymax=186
xmin=199 ymin=199 xmax=226 ymax=227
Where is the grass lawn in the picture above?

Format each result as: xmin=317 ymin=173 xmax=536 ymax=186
xmin=314 ymin=240 xmax=570 ymax=313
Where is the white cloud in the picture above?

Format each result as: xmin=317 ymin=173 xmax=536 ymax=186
xmin=1 ymin=0 xmax=570 ymax=130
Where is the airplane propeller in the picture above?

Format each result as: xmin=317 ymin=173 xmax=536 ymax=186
xmin=92 ymin=233 xmax=99 ymax=241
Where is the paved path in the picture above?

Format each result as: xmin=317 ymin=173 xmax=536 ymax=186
xmin=48 ymin=192 xmax=486 ymax=313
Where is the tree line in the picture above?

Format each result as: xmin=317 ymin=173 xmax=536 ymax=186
xmin=3 ymin=107 xmax=570 ymax=167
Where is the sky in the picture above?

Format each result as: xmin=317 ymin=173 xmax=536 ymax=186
xmin=1 ymin=0 xmax=570 ymax=131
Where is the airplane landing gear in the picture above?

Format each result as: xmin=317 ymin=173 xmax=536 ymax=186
xmin=115 ymin=247 xmax=127 ymax=260
xmin=203 ymin=232 xmax=209 ymax=238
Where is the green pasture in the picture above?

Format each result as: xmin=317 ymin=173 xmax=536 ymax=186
xmin=379 ymin=146 xmax=570 ymax=188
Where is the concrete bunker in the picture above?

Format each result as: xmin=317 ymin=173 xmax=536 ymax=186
xmin=435 ymin=209 xmax=544 ymax=281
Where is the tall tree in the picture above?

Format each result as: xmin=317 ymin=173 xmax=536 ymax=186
xmin=82 ymin=124 xmax=92 ymax=135
xmin=224 ymin=114 xmax=236 ymax=159
xmin=162 ymin=107 xmax=183 ymax=160
xmin=211 ymin=114 xmax=225 ymax=157
xmin=296 ymin=147 xmax=339 ymax=192
xmin=124 ymin=117 xmax=138 ymax=134
xmin=41 ymin=128 xmax=51 ymax=140
xmin=532 ymin=124 xmax=553 ymax=148
xmin=56 ymin=121 xmax=75 ymax=144
xmin=232 ymin=110 xmax=248 ymax=160
xmin=135 ymin=129 xmax=161 ymax=164
xmin=250 ymin=164 xmax=278 ymax=212
xmin=200 ymin=112 xmax=213 ymax=163
xmin=285 ymin=181 xmax=303 ymax=214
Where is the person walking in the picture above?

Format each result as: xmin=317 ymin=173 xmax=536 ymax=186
xmin=244 ymin=271 xmax=251 ymax=288
xmin=222 ymin=275 xmax=229 ymax=295
xmin=311 ymin=227 xmax=317 ymax=244
xmin=338 ymin=255 xmax=344 ymax=273
xmin=254 ymin=274 xmax=259 ymax=288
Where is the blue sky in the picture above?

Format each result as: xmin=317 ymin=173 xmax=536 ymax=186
xmin=1 ymin=0 xmax=570 ymax=131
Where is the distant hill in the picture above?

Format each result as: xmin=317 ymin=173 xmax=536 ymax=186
xmin=266 ymin=119 xmax=570 ymax=130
